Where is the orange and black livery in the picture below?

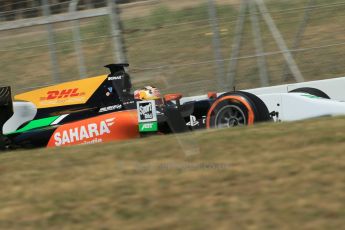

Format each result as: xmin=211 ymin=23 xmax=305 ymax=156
xmin=0 ymin=63 xmax=271 ymax=150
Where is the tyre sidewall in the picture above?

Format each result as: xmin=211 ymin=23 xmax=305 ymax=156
xmin=209 ymin=99 xmax=249 ymax=128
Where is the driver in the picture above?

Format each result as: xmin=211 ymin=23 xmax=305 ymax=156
xmin=134 ymin=86 xmax=163 ymax=105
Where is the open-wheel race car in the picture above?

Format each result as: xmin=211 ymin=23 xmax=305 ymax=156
xmin=1 ymin=63 xmax=345 ymax=150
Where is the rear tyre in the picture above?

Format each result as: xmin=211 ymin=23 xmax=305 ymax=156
xmin=0 ymin=135 xmax=10 ymax=151
xmin=207 ymin=91 xmax=271 ymax=128
xmin=289 ymin=87 xmax=330 ymax=99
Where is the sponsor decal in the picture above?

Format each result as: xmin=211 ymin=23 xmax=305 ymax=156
xmin=108 ymin=75 xmax=123 ymax=80
xmin=54 ymin=118 xmax=114 ymax=146
xmin=137 ymin=100 xmax=158 ymax=132
xmin=99 ymin=104 xmax=122 ymax=113
xmin=202 ymin=116 xmax=207 ymax=124
xmin=139 ymin=122 xmax=158 ymax=132
xmin=14 ymin=75 xmax=107 ymax=109
xmin=47 ymin=111 xmax=139 ymax=147
xmin=123 ymin=100 xmax=135 ymax=106
xmin=186 ymin=115 xmax=199 ymax=127
xmin=40 ymin=88 xmax=85 ymax=101
xmin=137 ymin=100 xmax=157 ymax=122
xmin=140 ymin=103 xmax=153 ymax=119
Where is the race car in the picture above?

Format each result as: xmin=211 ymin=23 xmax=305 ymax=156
xmin=1 ymin=63 xmax=345 ymax=150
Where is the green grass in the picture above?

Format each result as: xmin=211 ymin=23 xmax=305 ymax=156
xmin=1 ymin=117 xmax=345 ymax=229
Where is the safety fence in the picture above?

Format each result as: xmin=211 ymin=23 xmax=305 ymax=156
xmin=0 ymin=0 xmax=344 ymax=96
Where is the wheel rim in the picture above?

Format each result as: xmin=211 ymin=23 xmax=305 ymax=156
xmin=215 ymin=105 xmax=246 ymax=128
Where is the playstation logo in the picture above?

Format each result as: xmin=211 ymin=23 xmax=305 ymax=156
xmin=186 ymin=115 xmax=199 ymax=127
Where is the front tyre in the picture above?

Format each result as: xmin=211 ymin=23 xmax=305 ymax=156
xmin=206 ymin=91 xmax=270 ymax=128
xmin=213 ymin=103 xmax=247 ymax=128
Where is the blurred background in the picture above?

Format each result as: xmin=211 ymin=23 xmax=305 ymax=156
xmin=0 ymin=0 xmax=344 ymax=96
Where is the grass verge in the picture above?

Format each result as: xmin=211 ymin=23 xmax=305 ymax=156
xmin=0 ymin=116 xmax=345 ymax=229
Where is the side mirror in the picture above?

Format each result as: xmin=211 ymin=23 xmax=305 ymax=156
xmin=164 ymin=93 xmax=183 ymax=106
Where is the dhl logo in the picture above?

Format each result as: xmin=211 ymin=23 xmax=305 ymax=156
xmin=40 ymin=88 xmax=85 ymax=101
xmin=15 ymin=75 xmax=108 ymax=108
